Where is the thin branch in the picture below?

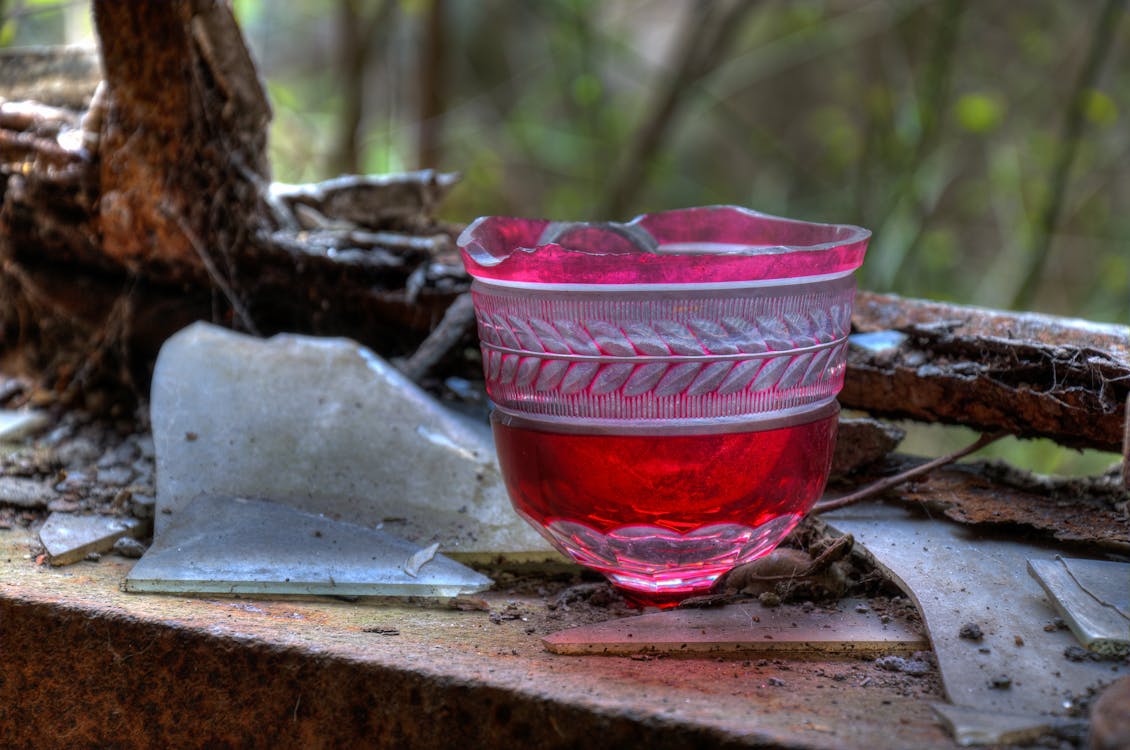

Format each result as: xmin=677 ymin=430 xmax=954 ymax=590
xmin=1123 ymin=394 xmax=1129 ymax=490
xmin=812 ymin=431 xmax=1006 ymax=514
xmin=1011 ymin=0 xmax=1127 ymax=309
xmin=395 ymin=292 xmax=475 ymax=382
xmin=171 ymin=213 xmax=259 ymax=335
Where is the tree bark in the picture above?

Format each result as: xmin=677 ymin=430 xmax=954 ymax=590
xmin=94 ymin=0 xmax=270 ymax=283
xmin=845 ymin=292 xmax=1130 ymax=452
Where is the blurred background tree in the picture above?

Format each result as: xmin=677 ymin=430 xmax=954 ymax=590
xmin=233 ymin=0 xmax=1127 ymax=327
xmin=3 ymin=0 xmax=1127 ymax=472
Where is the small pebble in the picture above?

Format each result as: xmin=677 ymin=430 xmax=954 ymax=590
xmin=46 ymin=499 xmax=82 ymax=513
xmin=958 ymin=622 xmax=984 ymax=641
xmin=130 ymin=494 xmax=156 ymax=520
xmin=874 ymin=655 xmax=931 ymax=676
xmin=54 ymin=471 xmax=91 ymax=493
xmin=54 ymin=437 xmax=101 ymax=467
xmin=97 ymin=442 xmax=140 ymax=469
xmin=112 ymin=537 xmax=147 ymax=559
xmin=96 ymin=466 xmax=135 ymax=486
xmin=1064 ymin=646 xmax=1092 ymax=663
xmin=767 ymin=677 xmax=786 ymax=687
xmin=989 ymin=675 xmax=1012 ymax=689
xmin=758 ymin=591 xmax=781 ymax=607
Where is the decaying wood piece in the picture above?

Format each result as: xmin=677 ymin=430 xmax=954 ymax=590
xmin=274 ymin=172 xmax=458 ymax=230
xmin=829 ymin=418 xmax=905 ymax=477
xmin=1123 ymin=394 xmax=1129 ymax=489
xmin=395 ymin=292 xmax=476 ymax=383
xmin=892 ymin=460 xmax=1130 ymax=552
xmin=845 ymin=292 xmax=1130 ymax=452
xmin=0 ymin=3 xmax=466 ymax=403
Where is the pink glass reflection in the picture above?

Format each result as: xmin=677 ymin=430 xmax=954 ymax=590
xmin=459 ymin=206 xmax=870 ymax=606
xmin=460 ymin=205 xmax=869 ymax=285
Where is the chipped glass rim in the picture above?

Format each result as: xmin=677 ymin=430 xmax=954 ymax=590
xmin=458 ymin=205 xmax=870 ymax=287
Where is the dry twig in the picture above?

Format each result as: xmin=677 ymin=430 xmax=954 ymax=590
xmin=812 ymin=431 xmax=1005 ymax=514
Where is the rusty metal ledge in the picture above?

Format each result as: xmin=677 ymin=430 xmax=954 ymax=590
xmin=0 ymin=530 xmax=953 ymax=749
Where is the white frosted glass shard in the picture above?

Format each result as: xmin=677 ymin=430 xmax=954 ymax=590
xmin=150 ymin=322 xmax=555 ymax=561
xmin=124 ymin=495 xmax=492 ymax=597
xmin=1028 ymin=557 xmax=1130 ymax=657
xmin=40 ymin=513 xmax=145 ymax=566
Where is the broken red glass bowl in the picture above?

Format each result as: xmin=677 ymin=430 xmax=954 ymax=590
xmin=459 ymin=206 xmax=870 ymax=605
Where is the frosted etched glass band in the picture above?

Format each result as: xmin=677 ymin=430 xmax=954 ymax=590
xmin=481 ymin=334 xmax=847 ymax=364
xmin=473 ymin=274 xmax=856 ymax=427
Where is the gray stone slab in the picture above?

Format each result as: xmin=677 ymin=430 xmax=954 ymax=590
xmin=543 ymin=598 xmax=928 ymax=656
xmin=150 ymin=323 xmax=555 ymax=561
xmin=1028 ymin=557 xmax=1130 ymax=657
xmin=825 ymin=503 xmax=1130 ymax=719
xmin=39 ymin=513 xmax=146 ymax=566
xmin=123 ymin=495 xmax=492 ymax=598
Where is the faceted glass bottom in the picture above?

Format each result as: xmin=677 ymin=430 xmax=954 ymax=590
xmin=493 ymin=411 xmax=837 ymax=606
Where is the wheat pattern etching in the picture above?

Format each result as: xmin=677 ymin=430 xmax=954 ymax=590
xmin=473 ymin=281 xmax=855 ymax=422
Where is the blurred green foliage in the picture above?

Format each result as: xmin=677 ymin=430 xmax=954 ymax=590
xmin=0 ymin=0 xmax=90 ymax=46
xmin=225 ymin=0 xmax=1130 ymax=326
xmin=8 ymin=1 xmax=1124 ymax=324
xmin=234 ymin=0 xmax=1127 ymax=474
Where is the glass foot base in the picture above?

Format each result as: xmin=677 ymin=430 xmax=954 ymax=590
xmin=540 ymin=513 xmax=803 ymax=604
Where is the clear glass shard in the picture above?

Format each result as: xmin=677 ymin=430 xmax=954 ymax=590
xmin=124 ymin=495 xmax=492 ymax=598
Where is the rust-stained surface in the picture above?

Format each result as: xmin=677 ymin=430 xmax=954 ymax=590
xmin=0 ymin=530 xmax=956 ymax=750
xmin=845 ymin=292 xmax=1130 ymax=451
xmin=889 ymin=463 xmax=1130 ymax=552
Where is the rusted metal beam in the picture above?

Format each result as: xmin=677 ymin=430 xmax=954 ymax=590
xmin=0 ymin=531 xmax=954 ymax=749
xmin=845 ymin=292 xmax=1129 ymax=452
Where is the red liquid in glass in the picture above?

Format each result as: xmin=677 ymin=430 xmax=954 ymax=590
xmin=493 ymin=413 xmax=837 ymax=604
